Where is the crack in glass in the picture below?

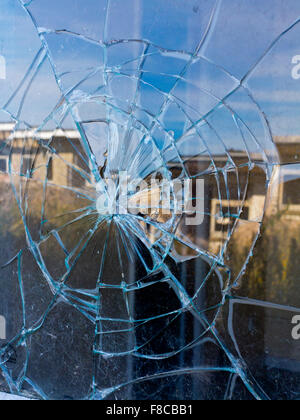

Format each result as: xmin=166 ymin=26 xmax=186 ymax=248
xmin=0 ymin=0 xmax=299 ymax=400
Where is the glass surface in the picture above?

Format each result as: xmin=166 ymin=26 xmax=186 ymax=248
xmin=0 ymin=0 xmax=300 ymax=400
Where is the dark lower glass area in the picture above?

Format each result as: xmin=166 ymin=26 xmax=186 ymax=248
xmin=0 ymin=0 xmax=300 ymax=401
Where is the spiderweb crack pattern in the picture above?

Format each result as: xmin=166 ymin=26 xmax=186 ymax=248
xmin=0 ymin=0 xmax=298 ymax=400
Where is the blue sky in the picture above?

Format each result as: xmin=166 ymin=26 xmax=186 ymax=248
xmin=1 ymin=0 xmax=300 ymax=143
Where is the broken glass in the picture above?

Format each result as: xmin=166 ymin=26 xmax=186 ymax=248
xmin=0 ymin=0 xmax=300 ymax=400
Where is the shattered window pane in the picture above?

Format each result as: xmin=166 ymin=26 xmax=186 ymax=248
xmin=0 ymin=0 xmax=300 ymax=400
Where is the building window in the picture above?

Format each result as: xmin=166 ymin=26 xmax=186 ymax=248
xmin=212 ymin=201 xmax=250 ymax=235
xmin=21 ymin=157 xmax=33 ymax=178
xmin=0 ymin=158 xmax=7 ymax=173
xmin=283 ymin=178 xmax=300 ymax=205
xmin=67 ymin=155 xmax=85 ymax=188
xmin=215 ymin=205 xmax=249 ymax=232
xmin=47 ymin=158 xmax=53 ymax=181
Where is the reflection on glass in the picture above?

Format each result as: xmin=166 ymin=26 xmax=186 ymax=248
xmin=0 ymin=0 xmax=299 ymax=401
